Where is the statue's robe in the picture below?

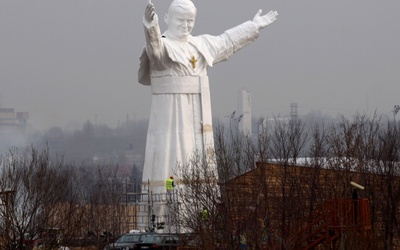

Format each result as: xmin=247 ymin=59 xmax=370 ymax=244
xmin=138 ymin=18 xmax=260 ymax=194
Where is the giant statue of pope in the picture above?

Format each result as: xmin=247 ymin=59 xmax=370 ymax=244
xmin=138 ymin=0 xmax=278 ymax=194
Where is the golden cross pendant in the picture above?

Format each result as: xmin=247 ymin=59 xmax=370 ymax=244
xmin=189 ymin=56 xmax=197 ymax=69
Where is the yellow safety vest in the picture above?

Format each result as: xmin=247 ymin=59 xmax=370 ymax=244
xmin=201 ymin=209 xmax=208 ymax=221
xmin=166 ymin=178 xmax=174 ymax=190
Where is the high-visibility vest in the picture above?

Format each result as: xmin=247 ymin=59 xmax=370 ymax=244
xmin=166 ymin=178 xmax=174 ymax=190
xmin=201 ymin=209 xmax=208 ymax=221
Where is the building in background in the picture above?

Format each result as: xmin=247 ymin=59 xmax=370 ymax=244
xmin=0 ymin=108 xmax=28 ymax=129
xmin=0 ymin=108 xmax=29 ymax=155
xmin=236 ymin=89 xmax=252 ymax=136
xmin=257 ymin=102 xmax=299 ymax=138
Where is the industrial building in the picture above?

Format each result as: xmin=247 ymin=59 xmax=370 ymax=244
xmin=0 ymin=108 xmax=28 ymax=129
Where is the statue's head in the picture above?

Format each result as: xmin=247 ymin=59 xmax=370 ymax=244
xmin=165 ymin=0 xmax=197 ymax=41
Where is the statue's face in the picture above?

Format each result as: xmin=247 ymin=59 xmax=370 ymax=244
xmin=166 ymin=7 xmax=196 ymax=41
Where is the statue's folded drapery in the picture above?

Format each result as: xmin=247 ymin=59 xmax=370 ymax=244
xmin=139 ymin=18 xmax=260 ymax=193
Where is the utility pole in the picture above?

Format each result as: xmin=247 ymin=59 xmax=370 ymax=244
xmin=393 ymin=105 xmax=400 ymax=121
xmin=229 ymin=110 xmax=236 ymax=139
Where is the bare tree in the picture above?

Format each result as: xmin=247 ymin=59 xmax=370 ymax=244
xmin=373 ymin=120 xmax=400 ymax=250
xmin=73 ymin=162 xmax=133 ymax=249
xmin=174 ymin=118 xmax=310 ymax=249
xmin=267 ymin=117 xmax=308 ymax=249
xmin=0 ymin=147 xmax=78 ymax=249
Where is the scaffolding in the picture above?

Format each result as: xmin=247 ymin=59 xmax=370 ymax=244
xmin=125 ymin=185 xmax=181 ymax=233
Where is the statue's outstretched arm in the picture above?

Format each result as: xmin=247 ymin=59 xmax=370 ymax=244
xmin=143 ymin=3 xmax=165 ymax=69
xmin=252 ymin=9 xmax=278 ymax=30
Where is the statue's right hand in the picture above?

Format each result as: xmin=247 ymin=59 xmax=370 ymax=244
xmin=145 ymin=3 xmax=157 ymax=23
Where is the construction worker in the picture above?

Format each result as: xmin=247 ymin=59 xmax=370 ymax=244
xmin=200 ymin=207 xmax=209 ymax=230
xmin=166 ymin=176 xmax=175 ymax=202
xmin=201 ymin=207 xmax=209 ymax=221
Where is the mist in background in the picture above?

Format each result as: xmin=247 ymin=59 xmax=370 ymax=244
xmin=1 ymin=0 xmax=400 ymax=154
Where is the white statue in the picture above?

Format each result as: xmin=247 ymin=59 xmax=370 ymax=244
xmin=138 ymin=0 xmax=278 ymax=194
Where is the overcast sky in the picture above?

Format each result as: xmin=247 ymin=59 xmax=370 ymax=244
xmin=1 ymin=0 xmax=399 ymax=131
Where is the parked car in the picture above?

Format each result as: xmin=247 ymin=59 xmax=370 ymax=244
xmin=133 ymin=234 xmax=185 ymax=250
xmin=104 ymin=232 xmax=155 ymax=250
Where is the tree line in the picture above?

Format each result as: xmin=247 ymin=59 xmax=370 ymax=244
xmin=174 ymin=113 xmax=400 ymax=250
xmin=0 ymin=146 xmax=140 ymax=249
xmin=1 ymin=112 xmax=400 ymax=249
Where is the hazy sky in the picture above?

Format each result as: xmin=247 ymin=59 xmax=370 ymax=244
xmin=1 ymin=0 xmax=399 ymax=131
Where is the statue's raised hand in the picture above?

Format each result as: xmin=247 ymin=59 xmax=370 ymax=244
xmin=253 ymin=9 xmax=278 ymax=30
xmin=145 ymin=3 xmax=158 ymax=24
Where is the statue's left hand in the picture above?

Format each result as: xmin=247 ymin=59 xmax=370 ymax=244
xmin=253 ymin=9 xmax=278 ymax=29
